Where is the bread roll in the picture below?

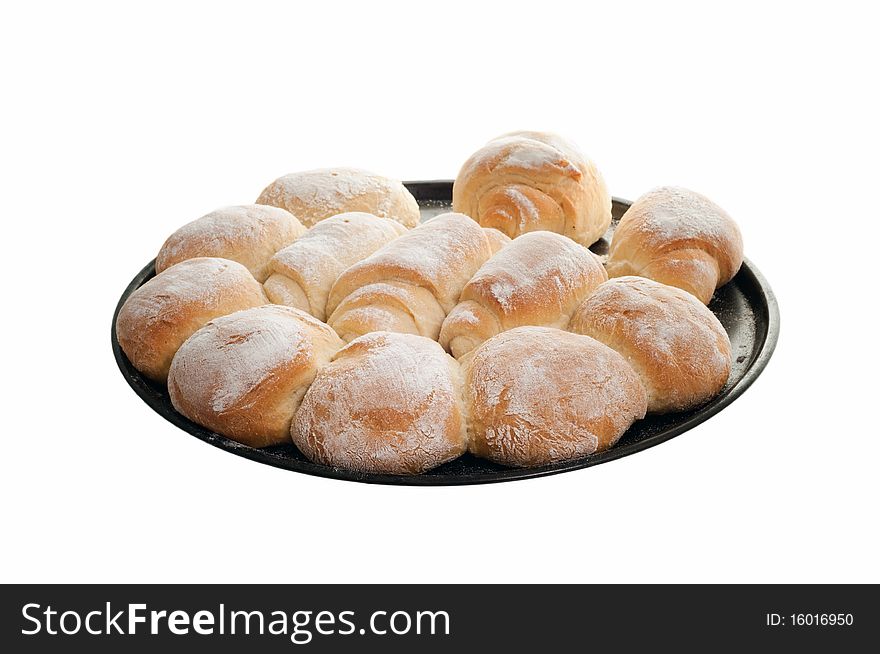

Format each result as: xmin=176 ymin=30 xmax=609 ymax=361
xmin=292 ymin=331 xmax=467 ymax=475
xmin=168 ymin=305 xmax=343 ymax=447
xmin=326 ymin=212 xmax=509 ymax=342
xmin=569 ymin=276 xmax=731 ymax=413
xmin=156 ymin=205 xmax=306 ymax=283
xmin=452 ymin=131 xmax=612 ymax=246
xmin=439 ymin=231 xmax=608 ymax=357
xmin=256 ymin=167 xmax=420 ymax=229
xmin=606 ymin=186 xmax=743 ymax=304
xmin=116 ymin=258 xmax=267 ymax=382
xmin=263 ymin=212 xmax=406 ymax=320
xmin=463 ymin=327 xmax=647 ymax=467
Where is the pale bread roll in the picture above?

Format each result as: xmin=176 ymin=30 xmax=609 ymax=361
xmin=263 ymin=212 xmax=406 ymax=320
xmin=116 ymin=257 xmax=267 ymax=382
xmin=606 ymin=186 xmax=743 ymax=304
xmin=292 ymin=331 xmax=467 ymax=475
xmin=569 ymin=276 xmax=731 ymax=413
xmin=168 ymin=305 xmax=343 ymax=447
xmin=439 ymin=231 xmax=608 ymax=357
xmin=326 ymin=212 xmax=509 ymax=342
xmin=156 ymin=205 xmax=306 ymax=283
xmin=463 ymin=327 xmax=647 ymax=467
xmin=256 ymin=167 xmax=420 ymax=229
xmin=452 ymin=131 xmax=612 ymax=246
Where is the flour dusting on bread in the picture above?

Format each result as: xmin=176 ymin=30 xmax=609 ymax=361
xmin=464 ymin=327 xmax=647 ymax=466
xmin=292 ymin=331 xmax=467 ymax=474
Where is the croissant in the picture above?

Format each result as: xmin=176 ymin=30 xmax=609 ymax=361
xmin=452 ymin=131 xmax=612 ymax=246
xmin=326 ymin=212 xmax=509 ymax=342
xmin=439 ymin=231 xmax=607 ymax=358
xmin=263 ymin=212 xmax=406 ymax=321
xmin=606 ymin=186 xmax=743 ymax=304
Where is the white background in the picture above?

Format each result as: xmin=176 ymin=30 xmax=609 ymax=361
xmin=1 ymin=1 xmax=877 ymax=583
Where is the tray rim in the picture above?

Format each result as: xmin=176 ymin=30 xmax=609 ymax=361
xmin=111 ymin=183 xmax=780 ymax=486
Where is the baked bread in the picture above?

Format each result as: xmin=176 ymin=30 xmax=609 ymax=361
xmin=292 ymin=331 xmax=467 ymax=475
xmin=606 ymin=186 xmax=743 ymax=304
xmin=568 ymin=276 xmax=731 ymax=413
xmin=326 ymin=212 xmax=509 ymax=342
xmin=116 ymin=257 xmax=267 ymax=382
xmin=452 ymin=131 xmax=612 ymax=246
xmin=463 ymin=327 xmax=647 ymax=467
xmin=168 ymin=305 xmax=343 ymax=447
xmin=439 ymin=231 xmax=608 ymax=357
xmin=156 ymin=205 xmax=306 ymax=282
xmin=256 ymin=167 xmax=420 ymax=229
xmin=263 ymin=212 xmax=406 ymax=320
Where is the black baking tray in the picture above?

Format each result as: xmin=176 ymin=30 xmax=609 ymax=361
xmin=112 ymin=181 xmax=779 ymax=485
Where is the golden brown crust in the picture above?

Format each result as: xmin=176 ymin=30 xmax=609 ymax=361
xmin=263 ymin=212 xmax=406 ymax=320
xmin=291 ymin=331 xmax=467 ymax=474
xmin=256 ymin=168 xmax=420 ymax=229
xmin=327 ymin=282 xmax=447 ymax=343
xmin=463 ymin=327 xmax=647 ymax=467
xmin=452 ymin=131 xmax=611 ymax=246
xmin=482 ymin=226 xmax=511 ymax=255
xmin=606 ymin=186 xmax=744 ymax=304
xmin=568 ymin=276 xmax=732 ymax=413
xmin=167 ymin=305 xmax=343 ymax=447
xmin=326 ymin=213 xmax=509 ymax=341
xmin=439 ymin=231 xmax=608 ymax=357
xmin=115 ymin=258 xmax=267 ymax=382
xmin=156 ymin=205 xmax=306 ymax=283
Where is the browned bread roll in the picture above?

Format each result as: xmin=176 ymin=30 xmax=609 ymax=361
xmin=452 ymin=131 xmax=612 ymax=246
xmin=263 ymin=212 xmax=406 ymax=320
xmin=292 ymin=331 xmax=467 ymax=474
xmin=439 ymin=231 xmax=608 ymax=358
xmin=606 ymin=186 xmax=744 ymax=304
xmin=168 ymin=305 xmax=343 ymax=447
xmin=568 ymin=276 xmax=732 ymax=413
xmin=463 ymin=327 xmax=647 ymax=467
xmin=256 ymin=167 xmax=420 ymax=229
xmin=156 ymin=205 xmax=306 ymax=283
xmin=325 ymin=212 xmax=509 ymax=342
xmin=115 ymin=258 xmax=267 ymax=382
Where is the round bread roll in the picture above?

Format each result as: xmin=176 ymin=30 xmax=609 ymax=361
xmin=156 ymin=205 xmax=306 ymax=282
xmin=568 ymin=276 xmax=732 ymax=413
xmin=439 ymin=231 xmax=608 ymax=358
xmin=168 ymin=305 xmax=343 ymax=447
xmin=256 ymin=167 xmax=420 ymax=229
xmin=463 ymin=327 xmax=647 ymax=467
xmin=115 ymin=257 xmax=267 ymax=382
xmin=292 ymin=331 xmax=467 ymax=475
xmin=606 ymin=186 xmax=743 ymax=304
xmin=452 ymin=131 xmax=612 ymax=246
xmin=263 ymin=212 xmax=407 ymax=321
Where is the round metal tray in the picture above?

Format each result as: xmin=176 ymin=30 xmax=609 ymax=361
xmin=112 ymin=181 xmax=779 ymax=485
